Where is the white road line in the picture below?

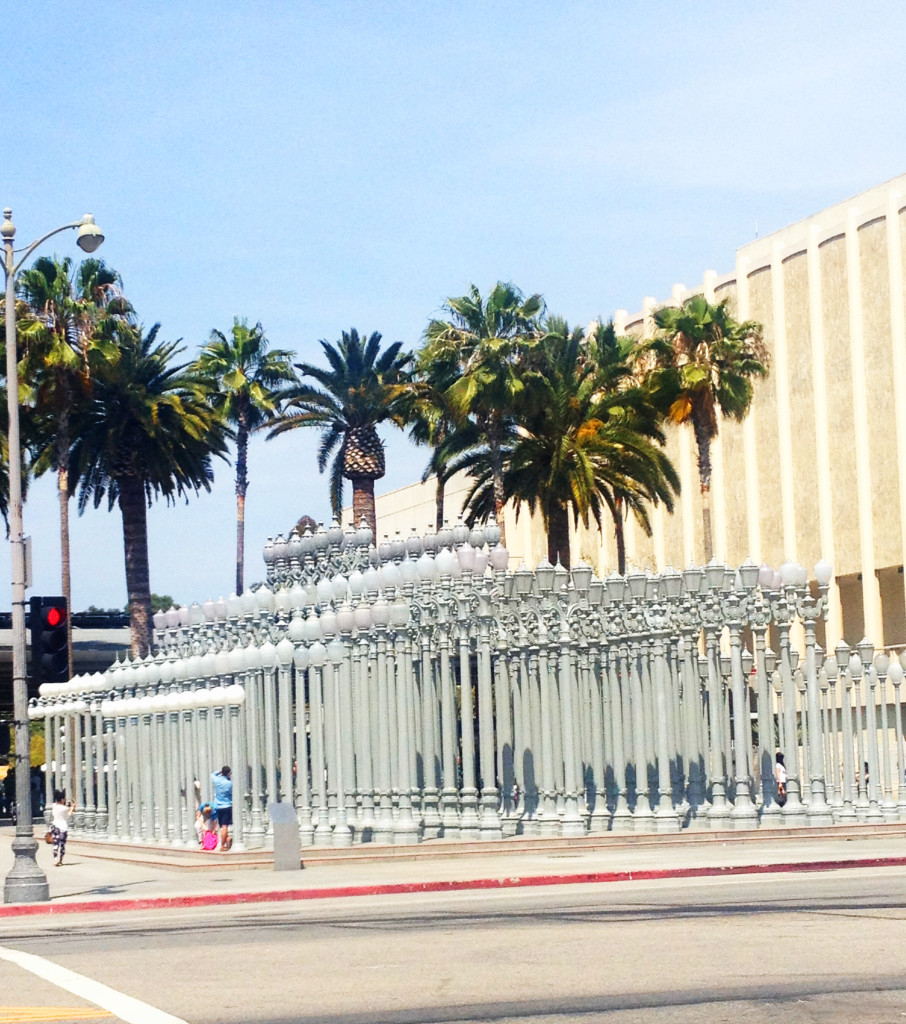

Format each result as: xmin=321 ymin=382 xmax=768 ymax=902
xmin=0 ymin=946 xmax=189 ymax=1024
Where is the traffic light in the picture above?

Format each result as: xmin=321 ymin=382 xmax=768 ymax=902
xmin=29 ymin=596 xmax=69 ymax=691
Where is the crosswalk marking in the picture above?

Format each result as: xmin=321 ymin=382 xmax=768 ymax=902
xmin=0 ymin=947 xmax=189 ymax=1024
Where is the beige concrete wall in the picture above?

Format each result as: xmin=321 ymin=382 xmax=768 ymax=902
xmin=821 ymin=234 xmax=860 ymax=575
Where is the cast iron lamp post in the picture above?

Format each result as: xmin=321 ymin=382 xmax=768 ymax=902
xmin=2 ymin=208 xmax=104 ymax=904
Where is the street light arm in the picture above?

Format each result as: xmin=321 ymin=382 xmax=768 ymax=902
xmin=10 ymin=220 xmax=85 ymax=279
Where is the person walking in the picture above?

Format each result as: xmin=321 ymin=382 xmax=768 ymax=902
xmin=774 ymin=753 xmax=788 ymax=806
xmin=211 ymin=766 xmax=233 ymax=851
xmin=50 ymin=789 xmax=74 ymax=866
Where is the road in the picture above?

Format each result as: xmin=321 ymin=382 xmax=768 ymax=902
xmin=0 ymin=867 xmax=904 ymax=1023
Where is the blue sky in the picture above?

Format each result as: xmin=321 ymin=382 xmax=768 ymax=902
xmin=6 ymin=1 xmax=906 ymax=610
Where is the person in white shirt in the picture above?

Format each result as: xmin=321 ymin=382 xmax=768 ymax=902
xmin=774 ymin=753 xmax=788 ymax=807
xmin=50 ymin=789 xmax=75 ymax=866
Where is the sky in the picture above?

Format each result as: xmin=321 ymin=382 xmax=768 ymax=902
xmin=4 ymin=0 xmax=906 ymax=611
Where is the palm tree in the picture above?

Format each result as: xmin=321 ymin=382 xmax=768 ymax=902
xmin=70 ymin=323 xmax=227 ymax=656
xmin=459 ymin=318 xmax=679 ymax=570
xmin=269 ymin=329 xmax=411 ymax=539
xmin=648 ymin=295 xmax=767 ymax=561
xmin=195 ymin=318 xmax=297 ymax=594
xmin=397 ymin=345 xmax=465 ymax=533
xmin=17 ymin=256 xmax=131 ymax=670
xmin=422 ymin=282 xmax=544 ymax=544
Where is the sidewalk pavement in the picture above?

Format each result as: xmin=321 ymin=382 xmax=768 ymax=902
xmin=1 ymin=821 xmax=905 ymax=917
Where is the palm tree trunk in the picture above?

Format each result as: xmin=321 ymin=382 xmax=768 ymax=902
xmin=488 ymin=422 xmax=506 ymax=547
xmin=235 ymin=422 xmax=248 ymax=595
xmin=352 ymin=477 xmax=376 ymax=542
xmin=119 ymin=475 xmax=152 ymax=657
xmin=691 ymin=408 xmax=714 ymax=562
xmin=547 ymin=505 xmax=570 ymax=568
xmin=236 ymin=492 xmax=246 ymax=596
xmin=434 ymin=476 xmax=445 ymax=534
xmin=614 ymin=505 xmax=627 ymax=575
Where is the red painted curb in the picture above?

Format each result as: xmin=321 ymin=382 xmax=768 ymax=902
xmin=1 ymin=854 xmax=904 ymax=917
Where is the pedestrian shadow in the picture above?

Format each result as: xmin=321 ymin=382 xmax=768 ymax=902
xmin=55 ymin=880 xmax=159 ymax=898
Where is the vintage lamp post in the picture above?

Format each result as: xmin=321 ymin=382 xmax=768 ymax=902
xmin=3 ymin=208 xmax=104 ymax=904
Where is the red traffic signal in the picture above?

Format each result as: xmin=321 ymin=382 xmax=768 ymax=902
xmin=44 ymin=604 xmax=66 ymax=628
xmin=29 ymin=596 xmax=69 ymax=689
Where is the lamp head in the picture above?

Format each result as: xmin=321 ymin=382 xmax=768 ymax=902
xmin=76 ymin=214 xmax=104 ymax=253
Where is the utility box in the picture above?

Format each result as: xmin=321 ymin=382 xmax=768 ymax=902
xmin=268 ymin=802 xmax=301 ymax=871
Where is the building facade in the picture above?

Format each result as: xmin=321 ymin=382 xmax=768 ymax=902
xmin=367 ymin=175 xmax=906 ymax=650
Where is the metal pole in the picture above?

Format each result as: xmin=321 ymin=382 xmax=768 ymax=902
xmin=3 ymin=215 xmax=48 ymax=901
xmin=3 ymin=209 xmax=102 ymax=900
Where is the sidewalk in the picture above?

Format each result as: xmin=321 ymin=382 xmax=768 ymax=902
xmin=1 ymin=821 xmax=905 ymax=917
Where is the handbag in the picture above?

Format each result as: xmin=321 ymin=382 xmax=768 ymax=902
xmin=44 ymin=830 xmax=53 ymax=845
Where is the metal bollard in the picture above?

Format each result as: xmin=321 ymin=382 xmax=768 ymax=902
xmin=268 ymin=803 xmax=301 ymax=871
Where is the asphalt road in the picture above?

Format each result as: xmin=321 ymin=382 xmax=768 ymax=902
xmin=1 ymin=868 xmax=905 ymax=1024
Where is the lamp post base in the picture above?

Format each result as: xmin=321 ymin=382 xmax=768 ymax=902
xmin=3 ymin=835 xmax=49 ymax=904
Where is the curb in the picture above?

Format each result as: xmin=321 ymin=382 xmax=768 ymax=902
xmin=2 ymin=854 xmax=905 ymax=917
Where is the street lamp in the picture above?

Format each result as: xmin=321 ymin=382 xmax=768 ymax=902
xmin=2 ymin=208 xmax=104 ymax=904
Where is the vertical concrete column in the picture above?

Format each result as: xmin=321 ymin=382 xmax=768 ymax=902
xmin=436 ymin=621 xmax=459 ymax=837
xmin=244 ymin=662 xmax=266 ymax=848
xmin=536 ymin=640 xmax=559 ymax=836
xmin=608 ymin=645 xmax=632 ymax=831
xmin=309 ymin=661 xmax=331 ymax=846
xmin=340 ymin=647 xmax=360 ymax=839
xmin=356 ymin=638 xmax=377 ymax=838
xmin=138 ymin=708 xmax=153 ymax=841
xmin=679 ymin=429 xmax=696 ymax=567
xmin=477 ymin=609 xmax=502 ymax=838
xmin=457 ymin=623 xmax=480 ymax=837
xmin=770 ymin=242 xmax=798 ymax=563
xmin=629 ymin=638 xmax=654 ymax=829
xmin=652 ymin=633 xmax=680 ymax=831
xmin=845 ymin=210 xmax=883 ymax=643
xmin=180 ymin=704 xmax=195 ymax=845
xmin=837 ymin=650 xmax=858 ymax=821
xmin=556 ymin=622 xmax=585 ymax=838
xmin=884 ymin=192 xmax=906 ymax=638
xmin=261 ymin=658 xmax=279 ymax=818
xmin=104 ymin=718 xmax=116 ymax=840
xmin=705 ymin=628 xmax=731 ymax=828
xmin=806 ymin=226 xmax=843 ymax=644
xmin=326 ymin=656 xmax=353 ymax=847
xmin=230 ymin=698 xmax=248 ymax=851
xmin=151 ymin=706 xmax=166 ymax=840
xmin=493 ymin=645 xmax=516 ymax=833
xmin=42 ymin=711 xmax=53 ymax=820
xmin=702 ymin=270 xmax=728 ymax=562
xmin=392 ymin=630 xmax=419 ymax=844
xmin=736 ymin=261 xmax=762 ymax=562
xmin=587 ymin=643 xmax=609 ymax=833
xmin=81 ymin=708 xmax=95 ymax=832
xmin=93 ymin=705 xmax=106 ymax=833
xmin=522 ymin=649 xmax=543 ymax=835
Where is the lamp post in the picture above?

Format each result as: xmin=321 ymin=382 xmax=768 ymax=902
xmin=2 ymin=208 xmax=104 ymax=904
